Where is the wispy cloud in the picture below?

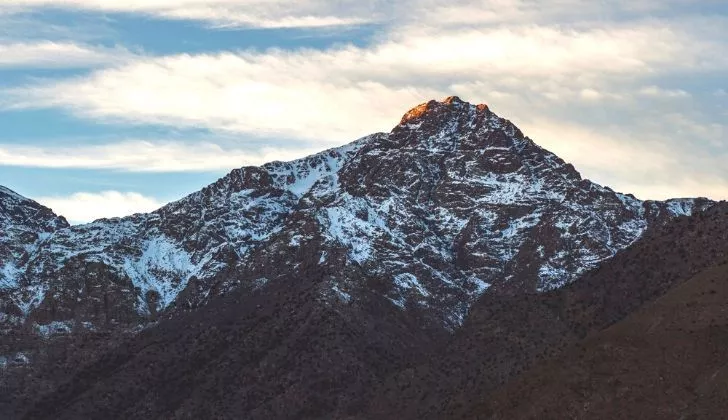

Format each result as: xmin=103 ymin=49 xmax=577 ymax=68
xmin=0 ymin=0 xmax=726 ymax=206
xmin=0 ymin=0 xmax=380 ymax=28
xmin=638 ymin=85 xmax=691 ymax=98
xmin=0 ymin=41 xmax=136 ymax=68
xmin=520 ymin=115 xmax=728 ymax=200
xmin=0 ymin=141 xmax=322 ymax=172
xmin=0 ymin=0 xmax=711 ymax=29
xmin=4 ymin=21 xmax=721 ymax=138
xmin=35 ymin=190 xmax=164 ymax=224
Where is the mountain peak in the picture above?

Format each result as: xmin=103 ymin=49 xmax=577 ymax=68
xmin=443 ymin=95 xmax=465 ymax=105
xmin=399 ymin=96 xmax=487 ymax=126
xmin=0 ymin=185 xmax=69 ymax=230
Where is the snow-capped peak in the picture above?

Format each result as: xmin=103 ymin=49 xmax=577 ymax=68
xmin=0 ymin=98 xmax=714 ymax=333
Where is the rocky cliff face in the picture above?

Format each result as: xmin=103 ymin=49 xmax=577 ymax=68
xmin=1 ymin=187 xmax=69 ymax=319
xmin=0 ymin=97 xmax=711 ymax=336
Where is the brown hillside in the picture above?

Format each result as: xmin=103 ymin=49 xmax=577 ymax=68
xmin=480 ymin=262 xmax=728 ymax=419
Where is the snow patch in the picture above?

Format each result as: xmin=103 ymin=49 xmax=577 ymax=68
xmin=35 ymin=320 xmax=73 ymax=337
xmin=17 ymin=283 xmax=47 ymax=315
xmin=393 ymin=273 xmax=431 ymax=297
xmin=666 ymin=199 xmax=696 ymax=217
xmin=331 ymin=285 xmax=352 ymax=303
xmin=122 ymin=236 xmax=197 ymax=313
xmin=468 ymin=277 xmax=491 ymax=295
xmin=289 ymin=235 xmax=303 ymax=247
xmin=537 ymin=262 xmax=571 ymax=291
xmin=252 ymin=277 xmax=269 ymax=291
xmin=320 ymin=199 xmax=377 ymax=264
xmin=0 ymin=262 xmax=21 ymax=289
xmin=388 ymin=273 xmax=431 ymax=308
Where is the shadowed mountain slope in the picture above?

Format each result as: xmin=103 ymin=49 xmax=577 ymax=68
xmin=480 ymin=260 xmax=728 ymax=419
xmin=364 ymin=203 xmax=728 ymax=419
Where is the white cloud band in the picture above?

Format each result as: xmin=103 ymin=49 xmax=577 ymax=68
xmin=0 ymin=42 xmax=136 ymax=68
xmin=0 ymin=0 xmax=378 ymax=28
xmin=0 ymin=141 xmax=322 ymax=172
xmin=36 ymin=191 xmax=164 ymax=224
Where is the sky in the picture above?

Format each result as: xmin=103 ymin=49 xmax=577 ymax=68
xmin=0 ymin=0 xmax=726 ymax=224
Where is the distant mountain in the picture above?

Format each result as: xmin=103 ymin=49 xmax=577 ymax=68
xmin=10 ymin=201 xmax=727 ymax=420
xmin=0 ymin=97 xmax=717 ymax=419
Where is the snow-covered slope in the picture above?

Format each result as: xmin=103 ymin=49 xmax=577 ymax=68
xmin=0 ymin=98 xmax=713 ymax=332
xmin=230 ymin=97 xmax=712 ymax=326
xmin=0 ymin=139 xmax=367 ymax=326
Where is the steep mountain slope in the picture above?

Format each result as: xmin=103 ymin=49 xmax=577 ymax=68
xmin=1 ymin=187 xmax=70 ymax=343
xmin=15 ymin=267 xmax=446 ymax=420
xmin=11 ymin=200 xmax=727 ymax=420
xmin=483 ymin=262 xmax=728 ymax=420
xmin=1 ymin=186 xmax=68 ymax=295
xmin=365 ymin=203 xmax=728 ymax=419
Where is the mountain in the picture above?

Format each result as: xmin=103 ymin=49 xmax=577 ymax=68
xmin=1 ymin=186 xmax=70 ymax=348
xmin=10 ymin=199 xmax=727 ymax=420
xmin=471 ymin=203 xmax=728 ymax=419
xmin=0 ymin=97 xmax=717 ymax=418
xmin=365 ymin=202 xmax=728 ymax=419
xmin=0 ymin=139 xmax=365 ymax=328
xmin=485 ymin=263 xmax=728 ymax=419
xmin=0 ymin=97 xmax=707 ymax=331
xmin=1 ymin=186 xmax=69 ymax=293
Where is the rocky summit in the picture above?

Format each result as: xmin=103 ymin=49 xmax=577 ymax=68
xmin=0 ymin=97 xmax=717 ymax=419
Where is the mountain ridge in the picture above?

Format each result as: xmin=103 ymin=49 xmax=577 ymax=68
xmin=8 ymin=202 xmax=727 ymax=420
xmin=0 ymin=96 xmax=721 ymax=419
xmin=0 ymin=97 xmax=713 ymax=330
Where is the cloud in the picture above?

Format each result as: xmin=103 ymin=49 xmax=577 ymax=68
xmin=616 ymin=180 xmax=728 ymax=201
xmin=406 ymin=0 xmax=670 ymax=28
xmin=4 ymin=21 xmax=721 ymax=139
xmin=521 ymin=119 xmax=674 ymax=177
xmin=0 ymin=140 xmax=323 ymax=172
xmin=0 ymin=42 xmax=136 ymax=68
xmin=638 ymin=85 xmax=690 ymax=98
xmin=159 ymin=8 xmax=370 ymax=29
xmin=1 ymin=0 xmax=726 ymax=208
xmin=35 ymin=191 xmax=164 ymax=224
xmin=0 ymin=0 xmax=380 ymax=28
xmin=519 ymin=116 xmax=728 ymax=201
xmin=0 ymin=0 xmax=709 ymax=29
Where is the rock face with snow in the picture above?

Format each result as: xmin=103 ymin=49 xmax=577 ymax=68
xmin=0 ymin=97 xmax=712 ymax=335
xmin=204 ymin=97 xmax=711 ymax=327
xmin=1 ymin=187 xmax=69 ymax=317
xmin=1 ymin=187 xmax=69 ymax=284
xmin=0 ymin=139 xmax=366 ymax=329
